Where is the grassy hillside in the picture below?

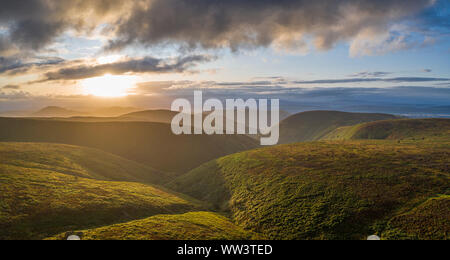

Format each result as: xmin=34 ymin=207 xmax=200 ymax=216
xmin=48 ymin=212 xmax=260 ymax=240
xmin=323 ymin=119 xmax=450 ymax=142
xmin=169 ymin=140 xmax=450 ymax=240
xmin=0 ymin=118 xmax=258 ymax=174
xmin=0 ymin=142 xmax=167 ymax=184
xmin=0 ymin=143 xmax=202 ymax=240
xmin=278 ymin=111 xmax=398 ymax=144
xmin=383 ymin=195 xmax=449 ymax=240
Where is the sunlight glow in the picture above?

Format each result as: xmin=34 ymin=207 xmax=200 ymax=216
xmin=81 ymin=74 xmax=137 ymax=97
xmin=97 ymin=55 xmax=123 ymax=65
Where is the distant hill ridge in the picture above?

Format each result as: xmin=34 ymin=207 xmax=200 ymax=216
xmin=0 ymin=117 xmax=258 ymax=173
xmin=32 ymin=106 xmax=87 ymax=117
xmin=278 ymin=110 xmax=399 ymax=144
xmin=322 ymin=118 xmax=450 ymax=142
xmin=30 ymin=106 xmax=142 ymax=118
xmin=119 ymin=110 xmax=179 ymax=123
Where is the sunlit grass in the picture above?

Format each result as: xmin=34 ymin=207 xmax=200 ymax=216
xmin=47 ymin=212 xmax=262 ymax=240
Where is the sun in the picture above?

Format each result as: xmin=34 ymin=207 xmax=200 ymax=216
xmin=81 ymin=74 xmax=136 ymax=97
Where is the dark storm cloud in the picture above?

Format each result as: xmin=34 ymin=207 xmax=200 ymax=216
xmin=0 ymin=36 xmax=14 ymax=56
xmin=0 ymin=0 xmax=126 ymax=52
xmin=0 ymin=0 xmax=443 ymax=55
xmin=0 ymin=56 xmax=65 ymax=74
xmin=107 ymin=0 xmax=435 ymax=51
xmin=40 ymin=55 xmax=213 ymax=81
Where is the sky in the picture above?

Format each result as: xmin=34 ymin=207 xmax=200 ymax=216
xmin=0 ymin=0 xmax=449 ymax=116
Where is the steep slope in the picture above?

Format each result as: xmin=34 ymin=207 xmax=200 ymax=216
xmin=278 ymin=111 xmax=399 ymax=144
xmin=169 ymin=140 xmax=450 ymax=240
xmin=0 ymin=143 xmax=201 ymax=240
xmin=48 ymin=212 xmax=259 ymax=240
xmin=0 ymin=118 xmax=258 ymax=174
xmin=323 ymin=119 xmax=450 ymax=142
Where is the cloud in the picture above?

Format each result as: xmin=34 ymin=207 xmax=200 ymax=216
xmin=294 ymin=77 xmax=450 ymax=84
xmin=1 ymin=83 xmax=449 ymax=118
xmin=1 ymin=85 xmax=20 ymax=90
xmin=349 ymin=71 xmax=393 ymax=78
xmin=0 ymin=56 xmax=65 ymax=74
xmin=0 ymin=91 xmax=30 ymax=100
xmin=133 ymin=77 xmax=450 ymax=97
xmin=107 ymin=0 xmax=436 ymax=54
xmin=39 ymin=55 xmax=213 ymax=81
xmin=0 ymin=0 xmax=444 ymax=57
xmin=349 ymin=25 xmax=437 ymax=57
xmin=0 ymin=36 xmax=18 ymax=56
xmin=0 ymin=0 xmax=127 ymax=54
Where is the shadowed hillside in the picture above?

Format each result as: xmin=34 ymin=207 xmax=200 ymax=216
xmin=41 ymin=110 xmax=178 ymax=123
xmin=323 ymin=119 xmax=450 ymax=142
xmin=0 ymin=118 xmax=258 ymax=174
xmin=0 ymin=143 xmax=202 ymax=240
xmin=169 ymin=140 xmax=450 ymax=240
xmin=48 ymin=212 xmax=260 ymax=240
xmin=278 ymin=111 xmax=399 ymax=144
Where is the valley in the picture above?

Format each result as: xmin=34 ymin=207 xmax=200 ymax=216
xmin=0 ymin=109 xmax=448 ymax=240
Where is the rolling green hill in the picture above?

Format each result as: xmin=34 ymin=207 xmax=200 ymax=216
xmin=0 ymin=142 xmax=167 ymax=184
xmin=323 ymin=119 xmax=450 ymax=142
xmin=0 ymin=118 xmax=258 ymax=174
xmin=278 ymin=111 xmax=399 ymax=144
xmin=0 ymin=143 xmax=202 ymax=240
xmin=169 ymin=140 xmax=450 ymax=240
xmin=48 ymin=212 xmax=259 ymax=240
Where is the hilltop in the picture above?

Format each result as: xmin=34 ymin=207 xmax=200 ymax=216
xmin=278 ymin=111 xmax=399 ymax=144
xmin=0 ymin=143 xmax=202 ymax=240
xmin=118 ymin=110 xmax=179 ymax=123
xmin=0 ymin=118 xmax=258 ymax=174
xmin=323 ymin=118 xmax=450 ymax=142
xmin=169 ymin=139 xmax=450 ymax=240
